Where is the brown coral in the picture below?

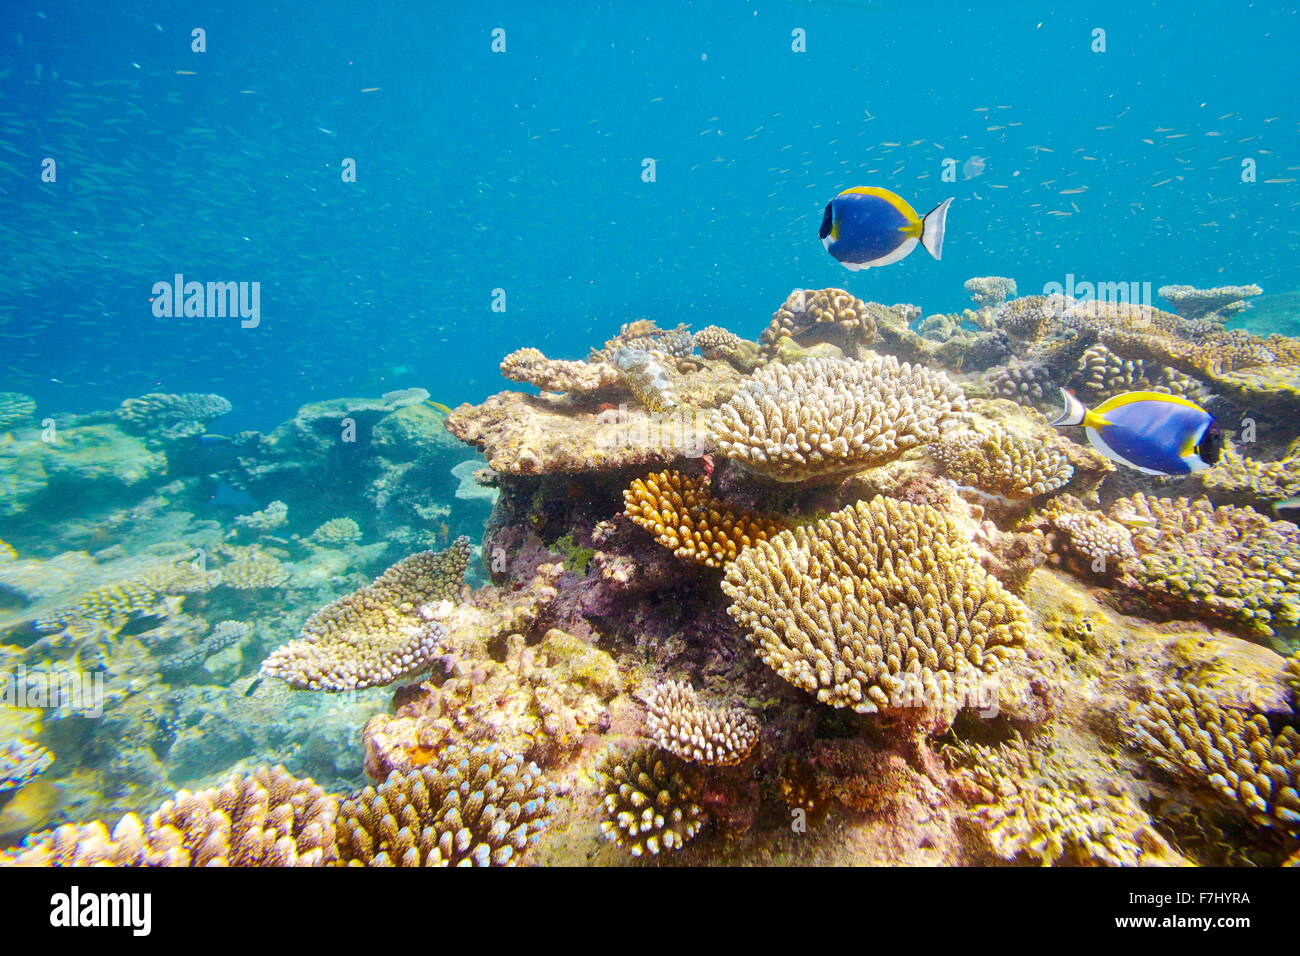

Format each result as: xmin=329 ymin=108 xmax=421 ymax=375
xmin=644 ymin=679 xmax=759 ymax=766
xmin=721 ymin=497 xmax=1029 ymax=715
xmin=710 ymin=356 xmax=968 ymax=483
xmin=500 ymin=347 xmax=621 ymax=394
xmin=761 ymin=288 xmax=878 ymax=347
xmin=623 ymin=469 xmax=786 ymax=567
xmin=260 ymin=537 xmax=470 ymax=691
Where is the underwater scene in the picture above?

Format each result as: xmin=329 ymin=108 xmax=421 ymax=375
xmin=1 ymin=1 xmax=1298 ymax=874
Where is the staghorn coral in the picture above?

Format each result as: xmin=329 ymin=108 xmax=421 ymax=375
xmin=623 ymin=469 xmax=786 ymax=568
xmin=1 ymin=740 xmax=53 ymax=797
xmin=930 ymin=422 xmax=1074 ymax=499
xmin=1111 ymin=494 xmax=1300 ymax=638
xmin=947 ymin=733 xmax=1183 ymax=866
xmin=235 ymin=500 xmax=288 ymax=533
xmin=260 ymin=537 xmax=470 ymax=690
xmin=308 ymin=517 xmax=363 ymax=547
xmin=0 ymin=392 xmax=36 ymax=431
xmin=722 ymin=497 xmax=1029 ymax=715
xmin=711 ymin=356 xmax=968 ymax=483
xmin=500 ymin=347 xmax=622 ymax=394
xmin=645 ymin=679 xmax=759 ymax=766
xmin=1 ymin=766 xmax=338 ymax=866
xmin=964 ymin=276 xmax=1018 ymax=310
xmin=597 ymin=746 xmax=706 ymax=857
xmin=1159 ymin=284 xmax=1262 ymax=322
xmin=337 ymin=744 xmax=555 ymax=866
xmin=1131 ymin=684 xmax=1300 ymax=834
xmin=761 ymin=288 xmax=878 ymax=347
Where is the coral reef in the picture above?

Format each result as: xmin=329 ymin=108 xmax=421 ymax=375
xmin=501 ymin=347 xmax=622 ymax=395
xmin=1131 ymin=684 xmax=1299 ymax=834
xmin=623 ymin=469 xmax=785 ymax=568
xmin=722 ymin=497 xmax=1029 ymax=716
xmin=964 ymin=276 xmax=1018 ymax=309
xmin=930 ymin=422 xmax=1073 ymax=500
xmin=644 ymin=679 xmax=759 ymax=766
xmin=1 ymin=740 xmax=53 ymax=799
xmin=260 ymin=537 xmax=470 ymax=690
xmin=1159 ymin=284 xmax=1262 ymax=323
xmin=597 ymin=746 xmax=706 ymax=857
xmin=1 ymin=766 xmax=338 ymax=866
xmin=337 ymin=744 xmax=555 ymax=866
xmin=710 ymin=356 xmax=968 ymax=483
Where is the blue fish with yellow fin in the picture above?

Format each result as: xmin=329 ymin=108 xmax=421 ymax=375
xmin=1050 ymin=388 xmax=1222 ymax=476
xmin=819 ymin=187 xmax=953 ymax=270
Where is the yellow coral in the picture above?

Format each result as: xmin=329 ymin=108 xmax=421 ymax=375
xmin=761 ymin=288 xmax=878 ymax=346
xmin=930 ymin=422 xmax=1074 ymax=499
xmin=644 ymin=679 xmax=759 ymax=766
xmin=623 ymin=469 xmax=785 ymax=568
xmin=721 ymin=497 xmax=1029 ymax=714
xmin=597 ymin=746 xmax=705 ymax=857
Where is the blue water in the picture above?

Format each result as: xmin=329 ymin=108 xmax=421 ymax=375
xmin=1 ymin=1 xmax=1296 ymax=430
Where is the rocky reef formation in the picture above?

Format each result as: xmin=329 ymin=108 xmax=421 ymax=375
xmin=3 ymin=280 xmax=1299 ymax=869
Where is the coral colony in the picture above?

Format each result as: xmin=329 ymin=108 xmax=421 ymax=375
xmin=2 ymin=281 xmax=1299 ymax=867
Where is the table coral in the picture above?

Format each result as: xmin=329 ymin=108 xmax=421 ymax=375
xmin=337 ymin=744 xmax=555 ymax=866
xmin=644 ymin=679 xmax=759 ymax=766
xmin=1158 ymin=283 xmax=1262 ymax=322
xmin=116 ymin=391 xmax=232 ymax=442
xmin=710 ymin=356 xmax=968 ymax=483
xmin=964 ymin=276 xmax=1018 ymax=309
xmin=260 ymin=537 xmax=470 ymax=690
xmin=930 ymin=422 xmax=1074 ymax=500
xmin=722 ymin=497 xmax=1029 ymax=716
xmin=597 ymin=745 xmax=706 ymax=857
xmin=1131 ymin=684 xmax=1300 ymax=834
xmin=1 ymin=766 xmax=338 ymax=866
xmin=623 ymin=469 xmax=786 ymax=568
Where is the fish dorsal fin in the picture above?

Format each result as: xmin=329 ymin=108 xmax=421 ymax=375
xmin=839 ymin=186 xmax=918 ymax=221
xmin=1095 ymin=390 xmax=1207 ymax=416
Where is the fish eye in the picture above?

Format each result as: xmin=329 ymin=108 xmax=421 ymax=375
xmin=819 ymin=203 xmax=833 ymax=239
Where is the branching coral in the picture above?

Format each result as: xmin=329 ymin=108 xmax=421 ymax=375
xmin=985 ymin=360 xmax=1057 ymax=407
xmin=337 ymin=744 xmax=555 ymax=866
xmin=645 ymin=679 xmax=759 ymax=766
xmin=1040 ymin=495 xmax=1137 ymax=572
xmin=597 ymin=746 xmax=706 ymax=857
xmin=623 ymin=469 xmax=786 ymax=567
xmin=711 ymin=356 xmax=968 ymax=483
xmin=260 ymin=537 xmax=470 ymax=690
xmin=590 ymin=320 xmax=695 ymax=363
xmin=34 ymin=578 xmax=171 ymax=633
xmin=1131 ymin=684 xmax=1300 ymax=834
xmin=218 ymin=548 xmax=291 ymax=590
xmin=1 ymin=766 xmax=338 ymax=866
xmin=721 ymin=497 xmax=1029 ymax=714
xmin=1111 ymin=494 xmax=1300 ymax=638
xmin=930 ymin=422 xmax=1074 ymax=499
xmin=1072 ymin=343 xmax=1211 ymax=403
xmin=693 ymin=325 xmax=761 ymax=372
xmin=946 ymin=733 xmax=1182 ymax=866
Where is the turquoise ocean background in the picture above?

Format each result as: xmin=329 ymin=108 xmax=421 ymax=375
xmin=0 ymin=0 xmax=1296 ymax=430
